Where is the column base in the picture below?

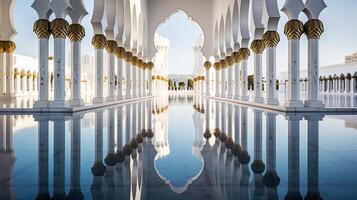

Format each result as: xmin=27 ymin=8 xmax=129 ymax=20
xmin=92 ymin=97 xmax=106 ymax=104
xmin=254 ymin=97 xmax=264 ymax=103
xmin=33 ymin=100 xmax=50 ymax=108
xmin=49 ymin=100 xmax=70 ymax=108
xmin=69 ymin=99 xmax=85 ymax=107
xmin=284 ymin=100 xmax=304 ymax=108
xmin=304 ymin=100 xmax=324 ymax=108
xmin=240 ymin=96 xmax=249 ymax=101
xmin=265 ymin=98 xmax=279 ymax=106
xmin=106 ymin=96 xmax=116 ymax=102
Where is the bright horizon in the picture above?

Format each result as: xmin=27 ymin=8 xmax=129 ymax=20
xmin=13 ymin=0 xmax=357 ymax=75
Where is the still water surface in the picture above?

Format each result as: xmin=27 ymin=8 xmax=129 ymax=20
xmin=0 ymin=95 xmax=357 ymax=199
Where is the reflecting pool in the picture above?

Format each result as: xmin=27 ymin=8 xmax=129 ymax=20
xmin=0 ymin=95 xmax=357 ymax=199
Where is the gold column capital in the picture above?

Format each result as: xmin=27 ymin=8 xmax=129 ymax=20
xmin=225 ymin=56 xmax=234 ymax=66
xmin=33 ymin=19 xmax=51 ymax=39
xmin=115 ymin=47 xmax=125 ymax=59
xmin=50 ymin=18 xmax=69 ymax=38
xmin=204 ymin=61 xmax=212 ymax=70
xmin=250 ymin=40 xmax=265 ymax=54
xmin=284 ymin=19 xmax=304 ymax=40
xmin=304 ymin=19 xmax=324 ymax=40
xmin=3 ymin=41 xmax=16 ymax=53
xmin=232 ymin=51 xmax=241 ymax=63
xmin=68 ymin=24 xmax=85 ymax=42
xmin=220 ymin=59 xmax=227 ymax=68
xmin=213 ymin=62 xmax=221 ymax=70
xmin=132 ymin=56 xmax=139 ymax=66
xmin=238 ymin=48 xmax=250 ymax=60
xmin=105 ymin=40 xmax=118 ymax=54
xmin=262 ymin=31 xmax=280 ymax=48
xmin=147 ymin=62 xmax=154 ymax=70
xmin=92 ymin=34 xmax=107 ymax=49
xmin=124 ymin=51 xmax=133 ymax=63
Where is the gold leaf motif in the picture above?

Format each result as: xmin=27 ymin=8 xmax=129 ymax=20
xmin=284 ymin=20 xmax=304 ymax=40
xmin=33 ymin=19 xmax=51 ymax=39
xmin=250 ymin=40 xmax=265 ymax=54
xmin=304 ymin=19 xmax=324 ymax=40
xmin=262 ymin=31 xmax=280 ymax=48
xmin=239 ymin=48 xmax=250 ymax=60
xmin=204 ymin=61 xmax=212 ymax=69
xmin=105 ymin=40 xmax=118 ymax=54
xmin=68 ymin=24 xmax=85 ymax=42
xmin=50 ymin=18 xmax=69 ymax=38
xmin=92 ymin=34 xmax=107 ymax=49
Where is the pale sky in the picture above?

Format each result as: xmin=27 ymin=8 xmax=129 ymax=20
xmin=13 ymin=0 xmax=357 ymax=75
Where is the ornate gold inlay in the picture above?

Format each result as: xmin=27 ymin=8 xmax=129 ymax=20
xmin=304 ymin=19 xmax=324 ymax=40
xmin=105 ymin=40 xmax=118 ymax=54
xmin=33 ymin=19 xmax=51 ymax=39
xmin=204 ymin=61 xmax=212 ymax=70
xmin=3 ymin=41 xmax=16 ymax=53
xmin=50 ymin=18 xmax=69 ymax=38
xmin=147 ymin=62 xmax=154 ymax=70
xmin=226 ymin=56 xmax=234 ymax=66
xmin=250 ymin=40 xmax=265 ymax=54
xmin=115 ymin=47 xmax=125 ymax=59
xmin=213 ymin=62 xmax=221 ymax=70
xmin=262 ymin=31 xmax=280 ymax=48
xmin=232 ymin=52 xmax=241 ymax=63
xmin=92 ymin=34 xmax=107 ymax=49
xmin=239 ymin=48 xmax=250 ymax=60
xmin=68 ymin=24 xmax=85 ymax=42
xmin=284 ymin=20 xmax=304 ymax=40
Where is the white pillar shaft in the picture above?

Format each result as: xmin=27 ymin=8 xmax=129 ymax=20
xmin=138 ymin=69 xmax=142 ymax=97
xmin=125 ymin=62 xmax=131 ymax=98
xmin=215 ymin=70 xmax=220 ymax=97
xmin=132 ymin=66 xmax=137 ymax=97
xmin=117 ymin=59 xmax=123 ymax=99
xmin=234 ymin=63 xmax=240 ymax=99
xmin=205 ymin=69 xmax=210 ymax=96
xmin=266 ymin=114 xmax=277 ymax=171
xmin=305 ymin=39 xmax=322 ymax=107
xmin=107 ymin=53 xmax=115 ymax=101
xmin=221 ymin=68 xmax=226 ymax=98
xmin=254 ymin=54 xmax=263 ymax=103
xmin=93 ymin=49 xmax=105 ymax=103
xmin=0 ymin=54 xmax=5 ymax=95
xmin=286 ymin=39 xmax=303 ymax=107
xmin=37 ymin=38 xmax=49 ymax=104
xmin=148 ymin=71 xmax=152 ymax=96
xmin=70 ymin=41 xmax=83 ymax=105
xmin=5 ymin=53 xmax=14 ymax=97
xmin=266 ymin=47 xmax=278 ymax=105
xmin=53 ymin=38 xmax=67 ymax=106
xmin=227 ymin=66 xmax=233 ymax=98
xmin=241 ymin=60 xmax=248 ymax=100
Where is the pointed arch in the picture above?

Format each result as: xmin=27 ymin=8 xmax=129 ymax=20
xmin=131 ymin=5 xmax=138 ymax=52
xmin=232 ymin=0 xmax=240 ymax=50
xmin=123 ymin=0 xmax=132 ymax=49
xmin=225 ymin=8 xmax=233 ymax=51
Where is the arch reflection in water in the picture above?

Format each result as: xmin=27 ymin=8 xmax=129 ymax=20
xmin=1 ymin=95 xmax=357 ymax=199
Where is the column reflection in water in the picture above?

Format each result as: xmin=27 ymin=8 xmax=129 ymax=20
xmin=239 ymin=107 xmax=250 ymax=200
xmin=104 ymin=109 xmax=116 ymax=200
xmin=68 ymin=114 xmax=84 ymax=200
xmin=53 ymin=116 xmax=66 ymax=200
xmin=35 ymin=116 xmax=50 ymax=200
xmin=305 ymin=115 xmax=323 ymax=200
xmin=285 ymin=115 xmax=303 ymax=200
xmin=264 ymin=112 xmax=280 ymax=199
xmin=91 ymin=111 xmax=106 ymax=200
xmin=251 ymin=110 xmax=265 ymax=199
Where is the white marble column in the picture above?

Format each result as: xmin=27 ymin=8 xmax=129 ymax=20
xmin=106 ymin=41 xmax=118 ymax=102
xmin=147 ymin=62 xmax=154 ymax=96
xmin=53 ymin=116 xmax=66 ymax=199
xmin=115 ymin=48 xmax=125 ymax=100
xmin=240 ymin=49 xmax=250 ymax=101
xmin=303 ymin=15 xmax=325 ymax=108
xmin=282 ymin=2 xmax=305 ymax=108
xmin=4 ymin=43 xmax=15 ymax=99
xmin=68 ymin=24 xmax=85 ymax=106
xmin=214 ymin=62 xmax=221 ymax=97
xmin=32 ymin=20 xmax=50 ymax=108
xmin=220 ymin=60 xmax=227 ymax=98
xmin=251 ymin=40 xmax=264 ymax=103
xmin=92 ymin=35 xmax=107 ymax=104
xmin=124 ymin=52 xmax=132 ymax=99
xmin=204 ymin=62 xmax=211 ymax=96
xmin=50 ymin=18 xmax=70 ymax=108
xmin=0 ymin=51 xmax=5 ymax=97
xmin=233 ymin=52 xmax=241 ymax=100
xmin=132 ymin=56 xmax=138 ymax=98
